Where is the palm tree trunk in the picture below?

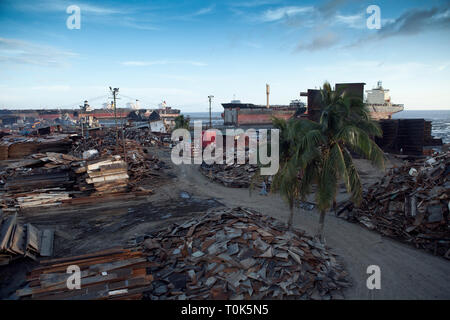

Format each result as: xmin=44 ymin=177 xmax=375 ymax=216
xmin=317 ymin=209 xmax=326 ymax=242
xmin=287 ymin=200 xmax=294 ymax=229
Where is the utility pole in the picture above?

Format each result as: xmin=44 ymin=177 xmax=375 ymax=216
xmin=208 ymin=95 xmax=214 ymax=129
xmin=109 ymin=87 xmax=126 ymax=162
xmin=110 ymin=87 xmax=119 ymax=143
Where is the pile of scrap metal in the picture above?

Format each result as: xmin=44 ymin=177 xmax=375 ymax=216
xmin=0 ymin=213 xmax=54 ymax=266
xmin=0 ymin=134 xmax=72 ymax=160
xmin=337 ymin=152 xmax=450 ymax=258
xmin=16 ymin=207 xmax=351 ymax=300
xmin=70 ymin=128 xmax=168 ymax=157
xmin=16 ymin=248 xmax=152 ymax=300
xmin=74 ymin=156 xmax=129 ymax=195
xmin=0 ymin=151 xmax=151 ymax=211
xmin=70 ymin=129 xmax=169 ymax=187
xmin=138 ymin=207 xmax=350 ymax=300
xmin=200 ymin=161 xmax=261 ymax=188
xmin=0 ymin=152 xmax=81 ymax=211
xmin=375 ymin=119 xmax=443 ymax=156
xmin=124 ymin=127 xmax=170 ymax=147
xmin=123 ymin=139 xmax=168 ymax=188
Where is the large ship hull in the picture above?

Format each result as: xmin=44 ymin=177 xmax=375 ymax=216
xmin=222 ymin=104 xmax=305 ymax=126
xmin=366 ymin=104 xmax=404 ymax=120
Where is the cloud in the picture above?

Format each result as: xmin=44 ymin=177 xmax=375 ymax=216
xmin=296 ymin=32 xmax=340 ymax=51
xmin=120 ymin=17 xmax=159 ymax=31
xmin=4 ymin=0 xmax=124 ymax=15
xmin=0 ymin=37 xmax=77 ymax=67
xmin=193 ymin=5 xmax=215 ymax=16
xmin=348 ymin=5 xmax=450 ymax=47
xmin=77 ymin=3 xmax=122 ymax=15
xmin=335 ymin=13 xmax=364 ymax=29
xmin=230 ymin=0 xmax=281 ymax=8
xmin=122 ymin=60 xmax=207 ymax=67
xmin=318 ymin=0 xmax=354 ymax=18
xmin=260 ymin=6 xmax=314 ymax=22
xmin=438 ymin=62 xmax=450 ymax=71
xmin=377 ymin=6 xmax=450 ymax=39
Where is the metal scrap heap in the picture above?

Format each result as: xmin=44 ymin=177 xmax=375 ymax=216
xmin=17 ymin=207 xmax=350 ymax=300
xmin=200 ymin=162 xmax=259 ymax=188
xmin=337 ymin=152 xmax=450 ymax=258
xmin=0 ymin=134 xmax=72 ymax=160
xmin=0 ymin=152 xmax=80 ymax=210
xmin=141 ymin=207 xmax=350 ymax=300
xmin=0 ymin=213 xmax=54 ymax=265
xmin=17 ymin=248 xmax=151 ymax=299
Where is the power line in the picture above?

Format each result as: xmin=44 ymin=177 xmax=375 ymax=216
xmin=59 ymin=95 xmax=109 ymax=109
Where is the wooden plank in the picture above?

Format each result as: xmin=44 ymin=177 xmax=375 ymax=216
xmin=5 ymin=223 xmax=17 ymax=252
xmin=31 ymin=268 xmax=134 ymax=297
xmin=37 ymin=258 xmax=146 ymax=289
xmin=40 ymin=247 xmax=126 ymax=265
xmin=0 ymin=214 xmax=16 ymax=250
xmin=26 ymin=223 xmax=40 ymax=253
xmin=38 ymin=250 xmax=141 ymax=270
xmin=8 ymin=224 xmax=25 ymax=255
xmin=39 ymin=229 xmax=54 ymax=257
xmin=31 ymin=252 xmax=144 ymax=276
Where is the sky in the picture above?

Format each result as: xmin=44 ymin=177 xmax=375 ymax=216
xmin=0 ymin=0 xmax=449 ymax=112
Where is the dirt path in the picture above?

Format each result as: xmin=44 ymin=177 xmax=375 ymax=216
xmin=172 ymin=162 xmax=450 ymax=300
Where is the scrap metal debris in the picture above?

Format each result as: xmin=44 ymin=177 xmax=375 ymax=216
xmin=139 ymin=207 xmax=350 ymax=300
xmin=0 ymin=129 xmax=170 ymax=210
xmin=17 ymin=207 xmax=350 ymax=300
xmin=0 ymin=134 xmax=72 ymax=160
xmin=200 ymin=162 xmax=260 ymax=188
xmin=337 ymin=152 xmax=450 ymax=258
xmin=0 ymin=213 xmax=54 ymax=265
xmin=16 ymin=248 xmax=152 ymax=300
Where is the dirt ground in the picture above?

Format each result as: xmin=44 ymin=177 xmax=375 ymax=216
xmin=170 ymin=155 xmax=450 ymax=300
xmin=1 ymin=147 xmax=449 ymax=299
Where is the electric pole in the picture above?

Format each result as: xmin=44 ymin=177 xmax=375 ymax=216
xmin=110 ymin=87 xmax=119 ymax=143
xmin=208 ymin=95 xmax=214 ymax=128
xmin=109 ymin=87 xmax=126 ymax=162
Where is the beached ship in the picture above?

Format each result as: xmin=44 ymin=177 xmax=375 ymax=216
xmin=154 ymin=101 xmax=181 ymax=120
xmin=221 ymin=85 xmax=306 ymax=126
xmin=365 ymin=81 xmax=404 ymax=120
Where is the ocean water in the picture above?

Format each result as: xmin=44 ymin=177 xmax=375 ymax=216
xmin=184 ymin=110 xmax=450 ymax=144
xmin=393 ymin=110 xmax=450 ymax=144
xmin=182 ymin=112 xmax=224 ymax=126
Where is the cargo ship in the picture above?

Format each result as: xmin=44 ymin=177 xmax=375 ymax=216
xmin=222 ymin=82 xmax=404 ymax=126
xmin=305 ymin=82 xmax=404 ymax=123
xmin=221 ymin=84 xmax=306 ymax=126
xmin=364 ymin=81 xmax=404 ymax=120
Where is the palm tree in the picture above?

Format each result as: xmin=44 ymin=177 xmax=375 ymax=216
xmin=272 ymin=82 xmax=385 ymax=240
xmin=174 ymin=115 xmax=190 ymax=130
xmin=270 ymin=118 xmax=305 ymax=229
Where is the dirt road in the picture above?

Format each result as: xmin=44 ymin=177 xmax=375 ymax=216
xmin=171 ymin=162 xmax=450 ymax=300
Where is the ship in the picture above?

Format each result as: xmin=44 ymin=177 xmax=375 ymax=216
xmin=153 ymin=101 xmax=181 ymax=120
xmin=364 ymin=81 xmax=404 ymax=120
xmin=304 ymin=82 xmax=404 ymax=123
xmin=221 ymin=84 xmax=306 ymax=126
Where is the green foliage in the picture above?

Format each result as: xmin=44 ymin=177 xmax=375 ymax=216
xmin=174 ymin=115 xmax=190 ymax=130
xmin=271 ymin=82 xmax=385 ymax=231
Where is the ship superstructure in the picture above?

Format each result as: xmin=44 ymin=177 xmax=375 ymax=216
xmin=365 ymin=81 xmax=404 ymax=120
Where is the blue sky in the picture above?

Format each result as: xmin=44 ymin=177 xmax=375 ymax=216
xmin=0 ymin=0 xmax=449 ymax=111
